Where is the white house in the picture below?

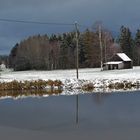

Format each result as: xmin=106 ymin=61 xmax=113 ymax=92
xmin=103 ymin=53 xmax=133 ymax=70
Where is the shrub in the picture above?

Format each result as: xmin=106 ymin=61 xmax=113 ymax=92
xmin=82 ymin=83 xmax=94 ymax=91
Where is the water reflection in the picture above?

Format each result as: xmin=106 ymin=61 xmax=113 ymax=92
xmin=0 ymin=90 xmax=125 ymax=127
xmin=92 ymin=93 xmax=112 ymax=105
xmin=0 ymin=88 xmax=139 ymax=100
xmin=0 ymin=89 xmax=63 ymax=99
xmin=0 ymin=91 xmax=140 ymax=140
xmin=75 ymin=93 xmax=112 ymax=125
xmin=0 ymin=90 xmax=114 ymax=127
xmin=76 ymin=95 xmax=79 ymax=125
xmin=0 ymin=91 xmax=114 ymax=128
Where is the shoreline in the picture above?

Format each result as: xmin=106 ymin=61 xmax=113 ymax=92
xmin=0 ymin=67 xmax=140 ymax=99
xmin=0 ymin=78 xmax=140 ymax=99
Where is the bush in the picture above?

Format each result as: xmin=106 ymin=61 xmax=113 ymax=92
xmin=82 ymin=83 xmax=94 ymax=91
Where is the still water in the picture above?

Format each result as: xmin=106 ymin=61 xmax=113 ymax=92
xmin=0 ymin=91 xmax=140 ymax=140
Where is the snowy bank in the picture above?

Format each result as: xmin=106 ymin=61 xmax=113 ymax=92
xmin=0 ymin=67 xmax=140 ymax=93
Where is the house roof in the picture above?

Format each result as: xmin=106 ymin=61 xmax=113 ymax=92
xmin=117 ymin=53 xmax=131 ymax=61
xmin=104 ymin=61 xmax=123 ymax=65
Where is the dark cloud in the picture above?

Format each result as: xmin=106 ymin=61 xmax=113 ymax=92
xmin=0 ymin=0 xmax=140 ymax=54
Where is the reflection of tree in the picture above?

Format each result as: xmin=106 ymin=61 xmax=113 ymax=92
xmin=0 ymin=89 xmax=63 ymax=99
xmin=92 ymin=93 xmax=112 ymax=105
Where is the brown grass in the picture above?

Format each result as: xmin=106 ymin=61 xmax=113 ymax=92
xmin=0 ymin=80 xmax=63 ymax=91
xmin=82 ymin=83 xmax=95 ymax=91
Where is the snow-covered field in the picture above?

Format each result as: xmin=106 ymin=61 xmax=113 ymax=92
xmin=0 ymin=67 xmax=140 ymax=92
xmin=1 ymin=67 xmax=140 ymax=81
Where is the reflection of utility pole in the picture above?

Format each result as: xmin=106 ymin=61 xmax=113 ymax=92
xmin=99 ymin=25 xmax=103 ymax=71
xmin=76 ymin=95 xmax=79 ymax=125
xmin=75 ymin=22 xmax=79 ymax=79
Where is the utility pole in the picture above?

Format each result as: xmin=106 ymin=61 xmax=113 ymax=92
xmin=99 ymin=25 xmax=103 ymax=71
xmin=75 ymin=22 xmax=79 ymax=125
xmin=75 ymin=22 xmax=79 ymax=79
xmin=104 ymin=35 xmax=107 ymax=63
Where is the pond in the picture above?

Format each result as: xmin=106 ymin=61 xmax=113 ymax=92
xmin=0 ymin=91 xmax=140 ymax=140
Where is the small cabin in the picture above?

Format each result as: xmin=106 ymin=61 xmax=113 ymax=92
xmin=103 ymin=53 xmax=133 ymax=70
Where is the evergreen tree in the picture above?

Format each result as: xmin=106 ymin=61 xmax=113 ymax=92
xmin=119 ymin=26 xmax=134 ymax=58
xmin=134 ymin=29 xmax=140 ymax=65
xmin=79 ymin=35 xmax=86 ymax=67
xmin=59 ymin=32 xmax=76 ymax=69
xmin=82 ymin=29 xmax=100 ymax=67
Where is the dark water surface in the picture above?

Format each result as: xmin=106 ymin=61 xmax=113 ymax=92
xmin=0 ymin=91 xmax=140 ymax=140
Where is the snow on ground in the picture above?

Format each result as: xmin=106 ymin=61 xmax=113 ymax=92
xmin=1 ymin=67 xmax=140 ymax=81
xmin=0 ymin=67 xmax=140 ymax=91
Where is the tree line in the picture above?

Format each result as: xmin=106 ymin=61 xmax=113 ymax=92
xmin=8 ymin=26 xmax=140 ymax=71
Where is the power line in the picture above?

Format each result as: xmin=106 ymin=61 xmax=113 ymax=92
xmin=0 ymin=18 xmax=74 ymax=26
xmin=0 ymin=18 xmax=89 ymax=29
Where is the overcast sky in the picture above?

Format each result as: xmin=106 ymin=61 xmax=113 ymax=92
xmin=0 ymin=0 xmax=140 ymax=54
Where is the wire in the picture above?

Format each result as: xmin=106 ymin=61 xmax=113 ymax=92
xmin=0 ymin=18 xmax=74 ymax=26
xmin=0 ymin=18 xmax=89 ymax=29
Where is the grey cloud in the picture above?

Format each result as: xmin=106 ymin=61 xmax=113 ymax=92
xmin=0 ymin=0 xmax=73 ymax=11
xmin=0 ymin=0 xmax=140 ymax=54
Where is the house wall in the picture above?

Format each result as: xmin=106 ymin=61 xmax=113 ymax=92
xmin=103 ymin=63 xmax=124 ymax=70
xmin=123 ymin=61 xmax=133 ymax=69
xmin=118 ymin=63 xmax=124 ymax=69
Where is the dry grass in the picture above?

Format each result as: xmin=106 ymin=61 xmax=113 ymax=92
xmin=82 ymin=83 xmax=95 ymax=91
xmin=0 ymin=80 xmax=63 ymax=91
xmin=108 ymin=81 xmax=140 ymax=90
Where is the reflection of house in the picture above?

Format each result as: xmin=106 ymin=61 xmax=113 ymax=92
xmin=103 ymin=53 xmax=133 ymax=70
